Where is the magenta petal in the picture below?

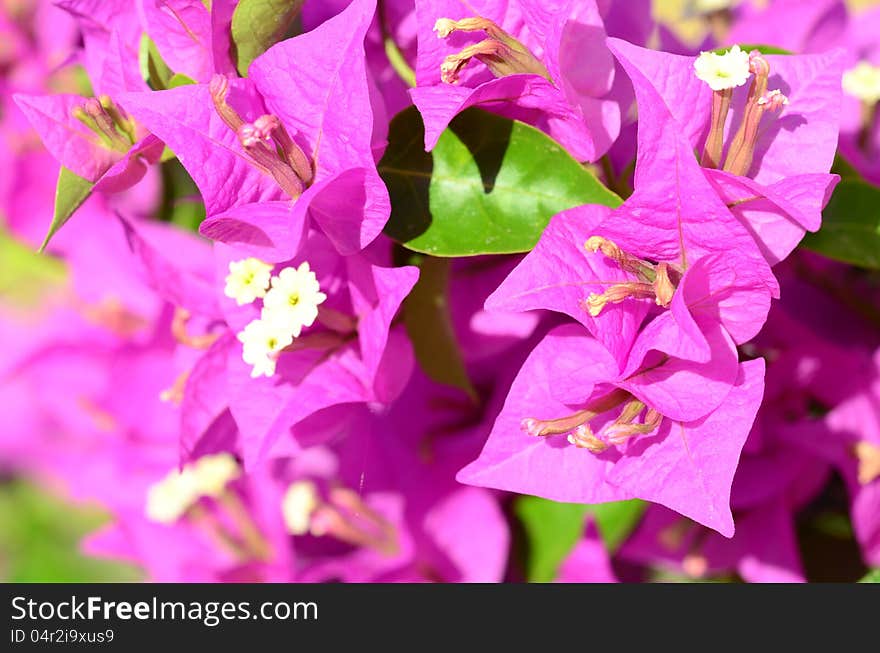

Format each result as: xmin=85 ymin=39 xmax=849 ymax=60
xmin=459 ymin=329 xmax=764 ymax=536
xmin=677 ymin=251 xmax=773 ymax=345
xmin=58 ymin=0 xmax=141 ymax=92
xmin=93 ymin=135 xmax=165 ymax=194
xmin=422 ymin=486 xmax=510 ymax=582
xmin=732 ymin=500 xmax=805 ymax=583
xmin=371 ymin=328 xmax=416 ymax=405
xmin=705 ymin=169 xmax=839 ymax=265
xmin=748 ymin=50 xmax=845 ymax=184
xmin=726 ymin=0 xmax=847 ymax=55
xmin=551 ymin=1 xmax=615 ymax=98
xmin=138 ymin=0 xmax=214 ymax=83
xmin=98 ymin=29 xmax=149 ymax=97
xmin=627 ymin=309 xmax=711 ymax=368
xmin=119 ymin=81 xmax=281 ymax=215
xmin=346 ymin=258 xmax=420 ymax=384
xmin=608 ymin=359 xmax=766 ymax=537
xmin=456 ymin=326 xmax=629 ymax=505
xmin=414 ymin=0 xmax=513 ymax=87
xmin=599 ymin=41 xmax=778 ymax=298
xmin=307 ymin=167 xmax=391 ymax=255
xmin=14 ymin=93 xmax=122 ymax=181
xmin=81 ymin=523 xmax=138 ymax=564
xmin=607 ymin=38 xmax=712 ymax=151
xmin=180 ymin=333 xmax=235 ymax=460
xmin=411 ymin=76 xmax=617 ymax=161
xmin=117 ymin=214 xmax=219 ymax=317
xmin=409 ymin=83 xmax=479 ymax=152
xmin=556 ymin=522 xmax=618 ymax=583
xmin=248 ymin=0 xmax=379 ymax=176
xmin=199 ymin=200 xmax=308 ymax=263
xmin=621 ymin=318 xmax=739 ymax=422
xmin=485 ymin=206 xmax=648 ymax=364
xmin=209 ymin=0 xmax=238 ymax=77
xmin=548 ymin=328 xmax=620 ymax=406
xmin=230 ymin=348 xmax=370 ymax=467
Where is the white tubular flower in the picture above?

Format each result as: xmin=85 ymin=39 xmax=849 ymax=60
xmin=843 ymin=61 xmax=880 ymax=105
xmin=145 ymin=467 xmax=200 ymax=524
xmin=192 ymin=453 xmax=240 ymax=498
xmin=281 ymin=481 xmax=320 ymax=535
xmin=261 ymin=262 xmax=327 ymax=337
xmin=694 ymin=45 xmax=751 ymax=91
xmin=237 ymin=317 xmax=294 ymax=379
xmin=224 ymin=258 xmax=274 ymax=305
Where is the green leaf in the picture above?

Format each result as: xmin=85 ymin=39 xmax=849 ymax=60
xmin=515 ymin=497 xmax=589 ymax=583
xmin=514 ymin=496 xmax=647 ymax=582
xmin=157 ymin=158 xmax=205 ymax=233
xmin=138 ymin=34 xmax=174 ymax=91
xmin=859 ymin=569 xmax=880 ymax=583
xmin=831 ymin=154 xmax=863 ymax=180
xmin=590 ymin=499 xmax=648 ymax=553
xmin=383 ymin=35 xmax=416 ymax=88
xmin=40 ymin=167 xmax=95 ymax=253
xmin=0 ymin=479 xmax=142 ymax=582
xmin=0 ymin=228 xmax=66 ymax=308
xmin=231 ymin=0 xmax=304 ymax=76
xmin=379 ymin=107 xmax=623 ymax=257
xmin=801 ymin=180 xmax=880 ymax=269
xmin=811 ymin=511 xmax=854 ymax=539
xmin=168 ymin=73 xmax=197 ymax=88
xmin=401 ymin=255 xmax=476 ymax=400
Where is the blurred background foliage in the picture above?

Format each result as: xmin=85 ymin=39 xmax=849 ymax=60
xmin=0 ymin=479 xmax=141 ymax=582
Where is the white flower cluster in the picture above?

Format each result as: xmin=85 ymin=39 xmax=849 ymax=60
xmin=224 ymin=258 xmax=327 ymax=378
xmin=145 ymin=453 xmax=240 ymax=524
xmin=694 ymin=44 xmax=751 ymax=91
xmin=843 ymin=61 xmax=880 ymax=106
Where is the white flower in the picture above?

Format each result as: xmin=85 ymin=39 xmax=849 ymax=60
xmin=224 ymin=258 xmax=274 ymax=305
xmin=261 ymin=262 xmax=327 ymax=337
xmin=192 ymin=453 xmax=240 ymax=498
xmin=281 ymin=481 xmax=320 ymax=535
xmin=237 ymin=317 xmax=294 ymax=378
xmin=843 ymin=61 xmax=880 ymax=105
xmin=145 ymin=467 xmax=200 ymax=524
xmin=694 ymin=45 xmax=751 ymax=91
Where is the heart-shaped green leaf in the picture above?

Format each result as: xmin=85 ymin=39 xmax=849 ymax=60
xmin=380 ymin=107 xmax=622 ymax=257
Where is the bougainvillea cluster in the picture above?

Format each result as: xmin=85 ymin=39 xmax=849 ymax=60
xmin=1 ymin=0 xmax=879 ymax=583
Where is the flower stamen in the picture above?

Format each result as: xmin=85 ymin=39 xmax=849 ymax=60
xmin=433 ymin=16 xmax=551 ymax=84
xmin=722 ymin=51 xmax=789 ymax=176
xmin=283 ymin=482 xmax=400 ymax=556
xmin=209 ymin=74 xmax=313 ymax=199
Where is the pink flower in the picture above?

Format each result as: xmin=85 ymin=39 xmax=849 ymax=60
xmin=411 ymin=0 xmax=621 ymax=161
